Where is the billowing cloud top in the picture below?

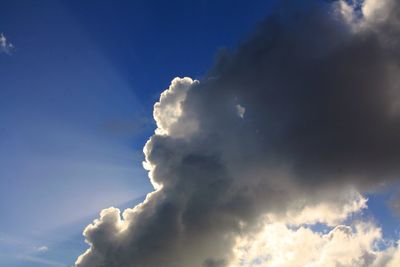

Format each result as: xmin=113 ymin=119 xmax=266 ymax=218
xmin=75 ymin=0 xmax=400 ymax=266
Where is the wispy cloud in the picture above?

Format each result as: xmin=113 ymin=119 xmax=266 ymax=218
xmin=0 ymin=234 xmax=60 ymax=266
xmin=0 ymin=33 xmax=14 ymax=55
xmin=35 ymin=245 xmax=49 ymax=253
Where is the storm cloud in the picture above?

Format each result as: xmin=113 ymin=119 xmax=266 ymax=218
xmin=75 ymin=0 xmax=400 ymax=266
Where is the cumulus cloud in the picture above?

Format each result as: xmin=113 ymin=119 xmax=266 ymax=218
xmin=153 ymin=77 xmax=199 ymax=138
xmin=233 ymin=220 xmax=400 ymax=267
xmin=265 ymin=190 xmax=367 ymax=226
xmin=0 ymin=33 xmax=14 ymax=55
xmin=75 ymin=0 xmax=400 ymax=266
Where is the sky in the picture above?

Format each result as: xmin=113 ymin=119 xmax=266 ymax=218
xmin=0 ymin=1 xmax=277 ymax=266
xmin=1 ymin=1 xmax=400 ymax=267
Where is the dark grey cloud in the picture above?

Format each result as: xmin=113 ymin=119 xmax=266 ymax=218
xmin=75 ymin=1 xmax=400 ymax=266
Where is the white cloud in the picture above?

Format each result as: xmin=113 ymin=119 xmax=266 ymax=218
xmin=336 ymin=0 xmax=399 ymax=31
xmin=266 ymin=190 xmax=367 ymax=226
xmin=35 ymin=246 xmax=49 ymax=253
xmin=232 ymin=201 xmax=400 ymax=267
xmin=153 ymin=77 xmax=199 ymax=138
xmin=232 ymin=221 xmax=389 ymax=267
xmin=229 ymin=191 xmax=393 ymax=267
xmin=362 ymin=0 xmax=392 ymax=22
xmin=236 ymin=104 xmax=246 ymax=119
xmin=0 ymin=33 xmax=14 ymax=55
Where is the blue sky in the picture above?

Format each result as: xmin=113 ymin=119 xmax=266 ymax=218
xmin=0 ymin=1 xmax=279 ymax=266
xmin=1 ymin=1 xmax=400 ymax=266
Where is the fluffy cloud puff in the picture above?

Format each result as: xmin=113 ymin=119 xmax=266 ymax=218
xmin=233 ymin=220 xmax=400 ymax=267
xmin=75 ymin=0 xmax=400 ymax=266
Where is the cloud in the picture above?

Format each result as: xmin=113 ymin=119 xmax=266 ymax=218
xmin=236 ymin=104 xmax=245 ymax=119
xmin=153 ymin=77 xmax=200 ymax=138
xmin=233 ymin=220 xmax=400 ymax=267
xmin=75 ymin=0 xmax=400 ymax=266
xmin=265 ymin=190 xmax=367 ymax=226
xmin=0 ymin=33 xmax=14 ymax=55
xmin=35 ymin=246 xmax=49 ymax=253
